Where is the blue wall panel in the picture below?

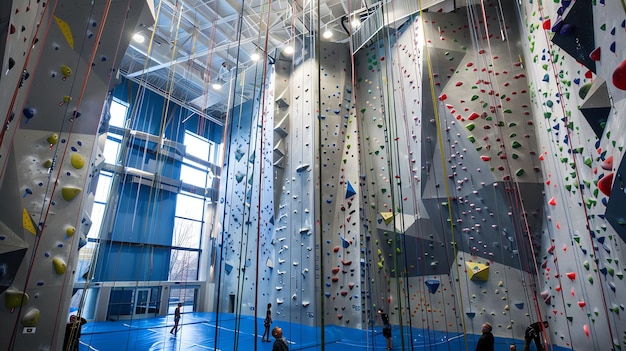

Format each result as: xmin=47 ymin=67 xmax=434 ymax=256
xmin=95 ymin=243 xmax=171 ymax=281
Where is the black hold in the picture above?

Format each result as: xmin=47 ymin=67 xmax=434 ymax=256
xmin=7 ymin=57 xmax=15 ymax=70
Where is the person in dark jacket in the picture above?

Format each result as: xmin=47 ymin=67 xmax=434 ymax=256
xmin=378 ymin=309 xmax=392 ymax=350
xmin=262 ymin=303 xmax=273 ymax=342
xmin=524 ymin=321 xmax=548 ymax=351
xmin=475 ymin=322 xmax=494 ymax=351
xmin=63 ymin=314 xmax=87 ymax=351
xmin=272 ymin=326 xmax=288 ymax=351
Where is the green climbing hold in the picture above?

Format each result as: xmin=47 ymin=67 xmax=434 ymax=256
xmin=467 ymin=123 xmax=475 ymax=131
xmin=579 ymin=83 xmax=592 ymax=99
xmin=512 ymin=141 xmax=522 ymax=148
xmin=516 ymin=169 xmax=525 ymax=176
xmin=468 ymin=135 xmax=476 ymax=143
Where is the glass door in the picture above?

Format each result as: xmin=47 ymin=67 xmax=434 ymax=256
xmin=134 ymin=288 xmax=150 ymax=317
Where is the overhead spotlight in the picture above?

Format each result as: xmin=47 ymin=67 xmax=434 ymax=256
xmin=351 ymin=17 xmax=361 ymax=29
xmin=323 ymin=29 xmax=333 ymax=39
xmin=132 ymin=33 xmax=145 ymax=43
xmin=251 ymin=52 xmax=260 ymax=61
xmin=283 ymin=45 xmax=295 ymax=55
xmin=212 ymin=82 xmax=222 ymax=90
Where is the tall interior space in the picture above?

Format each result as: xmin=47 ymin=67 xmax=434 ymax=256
xmin=1 ymin=0 xmax=626 ymax=350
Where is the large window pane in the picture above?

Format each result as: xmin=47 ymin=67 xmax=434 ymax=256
xmin=169 ymin=250 xmax=199 ymax=281
xmin=172 ymin=218 xmax=201 ymax=248
xmin=109 ymin=99 xmax=128 ymax=128
xmin=184 ymin=131 xmax=210 ymax=161
xmin=103 ymin=135 xmax=122 ymax=165
xmin=88 ymin=203 xmax=106 ymax=238
xmin=180 ymin=164 xmax=207 ymax=188
xmin=175 ymin=193 xmax=205 ymax=220
xmin=94 ymin=172 xmax=113 ymax=202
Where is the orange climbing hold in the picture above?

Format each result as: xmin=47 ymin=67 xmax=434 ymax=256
xmin=601 ymin=156 xmax=613 ymax=171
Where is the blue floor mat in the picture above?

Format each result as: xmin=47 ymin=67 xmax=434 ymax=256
xmin=79 ymin=312 xmax=568 ymax=351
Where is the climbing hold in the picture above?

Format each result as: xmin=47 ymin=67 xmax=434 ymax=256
xmin=548 ymin=197 xmax=556 ymax=206
xmin=612 ymin=60 xmax=626 ymax=90
xmin=54 ymin=16 xmax=74 ymax=49
xmin=5 ymin=290 xmax=29 ymax=308
xmin=566 ymin=272 xmax=576 ymax=280
xmin=22 ymin=209 xmax=38 ymax=236
xmin=43 ymin=159 xmax=53 ymax=168
xmin=579 ymin=83 xmax=592 ymax=99
xmin=589 ymin=47 xmax=601 ymax=61
xmin=47 ymin=133 xmax=59 ymax=145
xmin=52 ymin=256 xmax=67 ymax=275
xmin=466 ymin=262 xmax=489 ymax=281
xmin=345 ymin=181 xmax=356 ymax=199
xmin=21 ymin=308 xmax=40 ymax=327
xmin=380 ymin=212 xmax=394 ymax=225
xmin=598 ymin=173 xmax=613 ymax=196
xmin=601 ymin=156 xmax=613 ymax=171
xmin=425 ymin=279 xmax=440 ymax=294
xmin=61 ymin=65 xmax=72 ymax=78
xmin=70 ymin=153 xmax=85 ymax=169
xmin=66 ymin=226 xmax=76 ymax=237
xmin=61 ymin=186 xmax=82 ymax=201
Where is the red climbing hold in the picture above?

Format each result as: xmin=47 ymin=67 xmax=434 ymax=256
xmin=601 ymin=156 xmax=613 ymax=170
xmin=589 ymin=47 xmax=601 ymax=61
xmin=542 ymin=19 xmax=551 ymax=30
xmin=439 ymin=93 xmax=447 ymax=101
xmin=468 ymin=112 xmax=480 ymax=120
xmin=613 ymin=59 xmax=626 ymax=90
xmin=481 ymin=156 xmax=491 ymax=161
xmin=598 ymin=172 xmax=614 ymax=196
xmin=566 ymin=272 xmax=576 ymax=280
xmin=548 ymin=197 xmax=556 ymax=206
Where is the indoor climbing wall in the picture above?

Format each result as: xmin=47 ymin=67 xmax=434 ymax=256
xmin=354 ymin=1 xmax=547 ymax=346
xmin=518 ymin=0 xmax=626 ymax=349
xmin=0 ymin=0 xmax=47 ymax=183
xmin=316 ymin=42 xmax=363 ymax=328
xmin=0 ymin=1 xmax=145 ymax=349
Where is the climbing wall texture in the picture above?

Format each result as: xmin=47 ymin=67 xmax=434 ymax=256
xmin=518 ymin=0 xmax=626 ymax=349
xmin=0 ymin=1 xmax=145 ymax=349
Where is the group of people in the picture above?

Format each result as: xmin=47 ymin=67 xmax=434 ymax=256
xmin=476 ymin=321 xmax=549 ymax=351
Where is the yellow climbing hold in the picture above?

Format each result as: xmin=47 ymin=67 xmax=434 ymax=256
xmin=66 ymin=226 xmax=76 ymax=237
xmin=47 ymin=133 xmax=59 ymax=145
xmin=380 ymin=211 xmax=394 ymax=225
xmin=54 ymin=16 xmax=74 ymax=49
xmin=22 ymin=209 xmax=38 ymax=236
xmin=43 ymin=159 xmax=53 ymax=168
xmin=52 ymin=256 xmax=67 ymax=275
xmin=466 ymin=261 xmax=490 ymax=281
xmin=5 ymin=290 xmax=29 ymax=308
xmin=61 ymin=186 xmax=81 ymax=201
xmin=70 ymin=153 xmax=84 ymax=169
xmin=61 ymin=65 xmax=72 ymax=78
xmin=22 ymin=308 xmax=40 ymax=327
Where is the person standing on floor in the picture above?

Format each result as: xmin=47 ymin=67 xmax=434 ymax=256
xmin=262 ymin=303 xmax=273 ymax=342
xmin=378 ymin=309 xmax=392 ymax=350
xmin=272 ymin=326 xmax=289 ymax=351
xmin=475 ymin=322 xmax=494 ymax=351
xmin=524 ymin=321 xmax=549 ymax=351
xmin=170 ymin=302 xmax=182 ymax=335
xmin=63 ymin=314 xmax=87 ymax=351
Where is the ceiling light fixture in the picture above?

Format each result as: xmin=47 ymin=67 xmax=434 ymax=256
xmin=132 ymin=33 xmax=145 ymax=43
xmin=251 ymin=52 xmax=260 ymax=61
xmin=283 ymin=45 xmax=295 ymax=55
xmin=212 ymin=82 xmax=222 ymax=90
xmin=323 ymin=28 xmax=333 ymax=39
